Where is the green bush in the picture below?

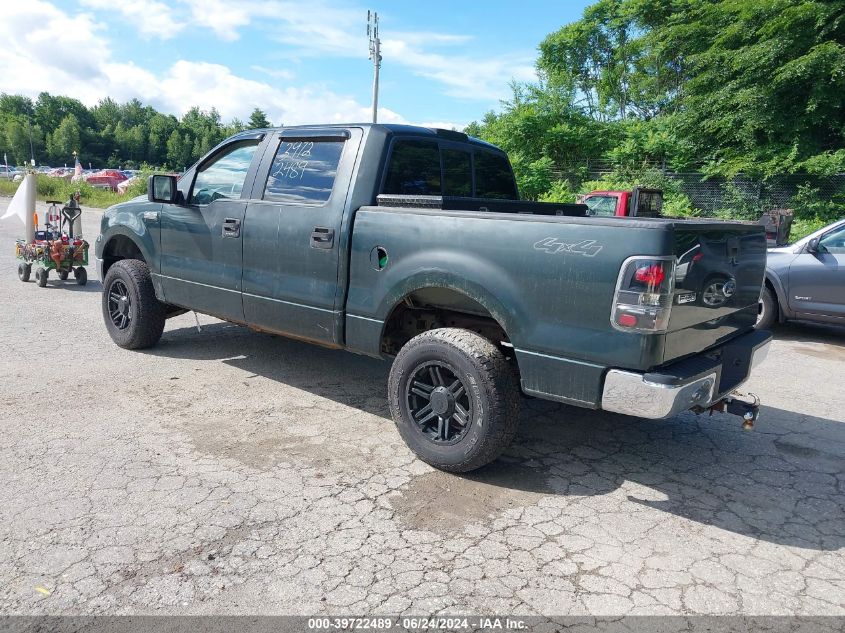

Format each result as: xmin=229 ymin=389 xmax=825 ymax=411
xmin=577 ymin=168 xmax=697 ymax=217
xmin=539 ymin=179 xmax=577 ymax=203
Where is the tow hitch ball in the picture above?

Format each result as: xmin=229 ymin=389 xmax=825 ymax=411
xmin=705 ymin=392 xmax=761 ymax=429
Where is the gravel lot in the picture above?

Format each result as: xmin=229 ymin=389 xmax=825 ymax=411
xmin=0 ymin=199 xmax=843 ymax=617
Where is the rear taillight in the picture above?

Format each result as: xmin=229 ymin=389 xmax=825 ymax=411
xmin=611 ymin=256 xmax=675 ymax=332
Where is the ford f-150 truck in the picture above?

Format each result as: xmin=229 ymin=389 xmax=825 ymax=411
xmin=96 ymin=124 xmax=771 ymax=472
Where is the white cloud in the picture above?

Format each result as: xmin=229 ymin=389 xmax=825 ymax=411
xmin=251 ymin=65 xmax=296 ymax=81
xmin=178 ymin=0 xmax=535 ymax=103
xmin=80 ymin=0 xmax=183 ymax=40
xmin=0 ymin=1 xmax=410 ymax=126
xmin=179 ymin=0 xmax=254 ymax=42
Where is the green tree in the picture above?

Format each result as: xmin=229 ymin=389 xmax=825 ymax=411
xmin=4 ymin=118 xmax=32 ymax=164
xmin=166 ymin=129 xmax=193 ymax=171
xmin=47 ymin=114 xmax=82 ymax=165
xmin=247 ymin=108 xmax=271 ymax=128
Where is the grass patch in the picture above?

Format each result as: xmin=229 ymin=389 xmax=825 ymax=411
xmin=0 ymin=174 xmax=148 ymax=209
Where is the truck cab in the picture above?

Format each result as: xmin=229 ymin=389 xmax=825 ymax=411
xmin=579 ymin=187 xmax=663 ymax=218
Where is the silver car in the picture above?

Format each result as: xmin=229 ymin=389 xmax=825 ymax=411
xmin=758 ymin=218 xmax=845 ymax=328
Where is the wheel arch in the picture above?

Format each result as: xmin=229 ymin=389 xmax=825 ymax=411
xmin=379 ymin=282 xmax=517 ymax=360
xmin=101 ymin=232 xmax=148 ymax=278
xmin=764 ymin=270 xmax=788 ymax=322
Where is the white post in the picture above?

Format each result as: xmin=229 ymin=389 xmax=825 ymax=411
xmin=24 ymin=172 xmax=36 ymax=242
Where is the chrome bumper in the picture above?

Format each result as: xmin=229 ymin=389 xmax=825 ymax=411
xmin=601 ymin=337 xmax=771 ymax=419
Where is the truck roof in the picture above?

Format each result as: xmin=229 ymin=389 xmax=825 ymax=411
xmin=230 ymin=123 xmax=503 ymax=153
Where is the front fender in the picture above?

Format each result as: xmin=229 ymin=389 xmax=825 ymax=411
xmin=764 ymin=269 xmax=790 ymax=320
xmin=97 ymin=200 xmax=161 ymax=274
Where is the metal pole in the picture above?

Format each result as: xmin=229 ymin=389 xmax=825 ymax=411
xmin=368 ymin=11 xmax=381 ymax=124
xmin=372 ymin=35 xmax=380 ymax=123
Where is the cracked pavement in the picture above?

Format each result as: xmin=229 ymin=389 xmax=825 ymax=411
xmin=1 ymin=201 xmax=843 ymax=616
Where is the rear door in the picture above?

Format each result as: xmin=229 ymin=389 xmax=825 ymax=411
xmin=241 ymin=128 xmax=361 ymax=345
xmin=787 ymin=222 xmax=845 ymax=320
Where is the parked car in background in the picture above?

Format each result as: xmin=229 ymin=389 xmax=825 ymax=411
xmin=758 ymin=219 xmax=845 ymax=329
xmin=86 ymin=169 xmax=127 ymax=191
xmin=0 ymin=165 xmax=22 ymax=180
xmin=116 ymin=176 xmax=138 ymax=194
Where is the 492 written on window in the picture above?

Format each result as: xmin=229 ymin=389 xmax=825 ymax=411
xmin=264 ymin=140 xmax=345 ymax=204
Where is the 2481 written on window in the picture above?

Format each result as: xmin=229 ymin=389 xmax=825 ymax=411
xmin=264 ymin=140 xmax=345 ymax=204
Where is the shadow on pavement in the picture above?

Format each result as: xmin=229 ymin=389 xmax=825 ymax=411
xmin=772 ymin=320 xmax=845 ymax=346
xmin=147 ymin=321 xmax=845 ymax=551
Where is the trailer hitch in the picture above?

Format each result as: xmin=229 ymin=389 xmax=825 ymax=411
xmin=702 ymin=392 xmax=761 ymax=429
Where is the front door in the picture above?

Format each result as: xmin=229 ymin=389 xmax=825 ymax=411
xmin=788 ymin=223 xmax=845 ymax=320
xmin=159 ymin=141 xmax=261 ymax=321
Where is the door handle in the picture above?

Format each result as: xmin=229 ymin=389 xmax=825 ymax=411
xmin=311 ymin=227 xmax=334 ymax=249
xmin=222 ymin=217 xmax=241 ymax=238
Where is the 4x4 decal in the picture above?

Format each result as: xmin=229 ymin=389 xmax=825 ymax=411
xmin=534 ymin=237 xmax=603 ymax=257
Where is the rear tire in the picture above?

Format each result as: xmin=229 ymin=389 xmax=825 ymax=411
xmin=35 ymin=267 xmax=48 ymax=287
xmin=388 ymin=328 xmax=520 ymax=473
xmin=74 ymin=267 xmax=87 ymax=286
xmin=17 ymin=263 xmax=31 ymax=282
xmin=102 ymin=260 xmax=166 ymax=349
xmin=757 ymin=285 xmax=778 ymax=330
xmin=58 ymin=270 xmax=69 ymax=281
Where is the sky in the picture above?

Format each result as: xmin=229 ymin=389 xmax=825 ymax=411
xmin=0 ymin=0 xmax=591 ymax=130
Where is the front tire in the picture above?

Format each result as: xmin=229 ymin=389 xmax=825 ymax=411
xmin=757 ymin=285 xmax=778 ymax=330
xmin=388 ymin=328 xmax=520 ymax=473
xmin=102 ymin=260 xmax=166 ymax=349
xmin=35 ymin=267 xmax=48 ymax=287
xmin=74 ymin=266 xmax=87 ymax=286
xmin=17 ymin=263 xmax=31 ymax=282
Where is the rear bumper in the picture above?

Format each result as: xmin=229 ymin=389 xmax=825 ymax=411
xmin=601 ymin=329 xmax=771 ymax=419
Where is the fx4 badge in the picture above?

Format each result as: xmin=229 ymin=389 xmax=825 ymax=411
xmin=534 ymin=237 xmax=602 ymax=257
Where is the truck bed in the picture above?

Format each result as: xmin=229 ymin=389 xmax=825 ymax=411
xmin=344 ymin=203 xmax=766 ymax=407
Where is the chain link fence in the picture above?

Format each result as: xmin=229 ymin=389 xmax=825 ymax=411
xmin=578 ymin=161 xmax=845 ymax=217
xmin=662 ymin=172 xmax=845 ymax=217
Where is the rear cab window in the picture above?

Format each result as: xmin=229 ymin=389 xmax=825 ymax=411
xmin=382 ymin=137 xmax=517 ymax=200
xmin=473 ymin=151 xmax=517 ymax=199
xmin=383 ymin=140 xmax=441 ymax=195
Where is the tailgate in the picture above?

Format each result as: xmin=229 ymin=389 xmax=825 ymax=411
xmin=664 ymin=222 xmax=767 ymax=364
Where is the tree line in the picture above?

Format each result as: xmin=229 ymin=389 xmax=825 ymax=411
xmin=0 ymin=92 xmax=272 ymax=170
xmin=466 ymin=0 xmax=845 ymax=207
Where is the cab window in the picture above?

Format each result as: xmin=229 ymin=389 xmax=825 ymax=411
xmin=383 ymin=140 xmax=441 ymax=195
xmin=442 ymin=149 xmax=472 ymax=196
xmin=819 ymin=225 xmax=845 ymax=254
xmin=264 ymin=139 xmax=345 ymax=204
xmin=190 ymin=142 xmax=259 ymax=205
xmin=584 ymin=195 xmax=618 ymax=216
xmin=474 ymin=151 xmax=517 ymax=199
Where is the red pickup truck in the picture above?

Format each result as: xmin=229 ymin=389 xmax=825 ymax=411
xmin=578 ymin=187 xmax=663 ymax=217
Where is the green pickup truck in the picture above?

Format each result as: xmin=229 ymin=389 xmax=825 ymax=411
xmin=96 ymin=124 xmax=771 ymax=472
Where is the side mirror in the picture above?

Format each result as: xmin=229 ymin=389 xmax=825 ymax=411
xmin=148 ymin=174 xmax=177 ymax=203
xmin=807 ymin=237 xmax=821 ymax=253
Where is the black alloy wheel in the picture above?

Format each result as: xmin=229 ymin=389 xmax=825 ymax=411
xmin=405 ymin=361 xmax=473 ymax=445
